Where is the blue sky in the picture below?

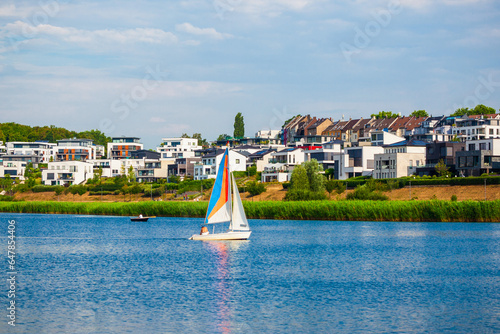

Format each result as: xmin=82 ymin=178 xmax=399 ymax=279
xmin=1 ymin=0 xmax=499 ymax=149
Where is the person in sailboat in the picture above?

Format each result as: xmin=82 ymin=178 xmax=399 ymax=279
xmin=200 ymin=225 xmax=209 ymax=235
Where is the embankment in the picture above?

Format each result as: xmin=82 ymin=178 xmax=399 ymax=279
xmin=1 ymin=200 xmax=499 ymax=222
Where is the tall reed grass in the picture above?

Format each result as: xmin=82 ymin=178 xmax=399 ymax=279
xmin=0 ymin=200 xmax=498 ymax=222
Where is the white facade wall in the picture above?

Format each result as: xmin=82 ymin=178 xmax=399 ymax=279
xmin=373 ymin=152 xmax=426 ymax=179
xmin=465 ymin=138 xmax=500 ymax=155
xmin=1 ymin=161 xmax=27 ymax=180
xmin=6 ymin=142 xmax=56 ymax=163
xmin=42 ymin=161 xmax=94 ymax=186
xmin=156 ymin=138 xmax=201 ymax=159
xmin=453 ymin=120 xmax=500 ymax=141
xmin=194 ymin=150 xmax=247 ymax=180
xmin=370 ymin=131 xmax=405 ymax=146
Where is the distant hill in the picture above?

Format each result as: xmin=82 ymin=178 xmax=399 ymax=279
xmin=0 ymin=123 xmax=111 ymax=147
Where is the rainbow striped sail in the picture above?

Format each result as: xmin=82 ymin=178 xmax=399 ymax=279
xmin=205 ymin=147 xmax=232 ymax=224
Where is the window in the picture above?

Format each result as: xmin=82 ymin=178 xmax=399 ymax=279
xmin=235 ymin=159 xmax=240 ymax=164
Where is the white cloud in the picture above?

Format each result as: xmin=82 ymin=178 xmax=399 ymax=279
xmin=149 ymin=117 xmax=166 ymax=123
xmin=234 ymin=0 xmax=315 ymax=16
xmin=399 ymin=0 xmax=486 ymax=11
xmin=0 ymin=4 xmax=34 ymax=17
xmin=175 ymin=23 xmax=233 ymax=39
xmin=1 ymin=21 xmax=178 ymax=46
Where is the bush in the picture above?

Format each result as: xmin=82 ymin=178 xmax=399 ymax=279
xmin=233 ymin=171 xmax=247 ymax=178
xmin=88 ymin=190 xmax=115 ymax=196
xmin=284 ymin=189 xmax=326 ymax=201
xmin=247 ymin=166 xmax=257 ymax=177
xmin=282 ymin=182 xmax=291 ymax=190
xmin=451 ymin=195 xmax=458 ymax=202
xmin=346 ymin=185 xmax=388 ymax=201
xmin=246 ymin=181 xmax=266 ymax=197
xmin=0 ymin=195 xmax=15 ymax=201
xmin=32 ymin=185 xmax=58 ymax=193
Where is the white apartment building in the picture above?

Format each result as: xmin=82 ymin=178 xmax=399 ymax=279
xmin=107 ymin=137 xmax=143 ymax=159
xmin=453 ymin=118 xmax=500 ymax=142
xmin=261 ymin=148 xmax=305 ymax=182
xmin=370 ymin=131 xmax=405 ymax=147
xmin=194 ymin=149 xmax=247 ymax=180
xmin=88 ymin=159 xmax=145 ymax=178
xmin=6 ymin=141 xmax=57 ymax=163
xmin=373 ymin=140 xmax=426 ymax=179
xmin=42 ymin=161 xmax=94 ymax=186
xmin=156 ymin=137 xmax=201 ymax=159
xmin=255 ymin=130 xmax=281 ymax=144
xmin=55 ymin=139 xmax=97 ymax=162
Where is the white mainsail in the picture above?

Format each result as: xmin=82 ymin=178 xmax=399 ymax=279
xmin=230 ymin=173 xmax=250 ymax=231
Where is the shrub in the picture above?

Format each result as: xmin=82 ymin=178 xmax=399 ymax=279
xmin=284 ymin=189 xmax=326 ymax=201
xmin=233 ymin=171 xmax=247 ymax=178
xmin=346 ymin=185 xmax=388 ymax=201
xmin=0 ymin=195 xmax=15 ymax=201
xmin=246 ymin=181 xmax=266 ymax=197
xmin=247 ymin=166 xmax=257 ymax=177
xmin=451 ymin=195 xmax=458 ymax=202
xmin=32 ymin=185 xmax=58 ymax=193
xmin=282 ymin=182 xmax=291 ymax=190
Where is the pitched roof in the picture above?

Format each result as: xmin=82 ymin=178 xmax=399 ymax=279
xmin=351 ymin=118 xmax=370 ymax=131
xmin=388 ymin=116 xmax=412 ymax=131
xmin=342 ymin=119 xmax=360 ymax=131
xmin=404 ymin=116 xmax=427 ymax=131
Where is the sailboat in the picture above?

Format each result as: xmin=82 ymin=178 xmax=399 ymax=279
xmin=189 ymin=147 xmax=251 ymax=241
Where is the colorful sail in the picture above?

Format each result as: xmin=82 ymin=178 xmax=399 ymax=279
xmin=205 ymin=148 xmax=232 ymax=224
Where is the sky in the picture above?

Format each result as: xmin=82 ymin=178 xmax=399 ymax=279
xmin=0 ymin=0 xmax=499 ymax=149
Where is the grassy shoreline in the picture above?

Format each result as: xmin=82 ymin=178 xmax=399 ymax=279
xmin=0 ymin=200 xmax=499 ymax=222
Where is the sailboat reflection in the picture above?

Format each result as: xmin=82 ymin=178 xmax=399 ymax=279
xmin=204 ymin=241 xmax=246 ymax=334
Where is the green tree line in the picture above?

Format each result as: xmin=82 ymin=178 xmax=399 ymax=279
xmin=0 ymin=123 xmax=110 ymax=146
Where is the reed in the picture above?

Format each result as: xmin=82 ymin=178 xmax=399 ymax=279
xmin=0 ymin=200 xmax=499 ymax=222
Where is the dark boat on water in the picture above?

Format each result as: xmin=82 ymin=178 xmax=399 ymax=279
xmin=130 ymin=215 xmax=154 ymax=222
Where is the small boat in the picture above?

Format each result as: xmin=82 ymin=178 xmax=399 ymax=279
xmin=190 ymin=146 xmax=251 ymax=241
xmin=130 ymin=216 xmax=154 ymax=222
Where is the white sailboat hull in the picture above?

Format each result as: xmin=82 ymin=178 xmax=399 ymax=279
xmin=189 ymin=231 xmax=252 ymax=241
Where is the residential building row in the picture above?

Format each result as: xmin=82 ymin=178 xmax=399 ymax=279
xmin=1 ymin=113 xmax=500 ymax=186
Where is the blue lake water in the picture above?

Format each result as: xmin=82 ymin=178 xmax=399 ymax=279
xmin=1 ymin=212 xmax=500 ymax=334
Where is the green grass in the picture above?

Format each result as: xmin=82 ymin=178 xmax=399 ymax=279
xmin=0 ymin=200 xmax=499 ymax=222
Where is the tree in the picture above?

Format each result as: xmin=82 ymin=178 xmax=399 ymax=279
xmin=451 ymin=107 xmax=469 ymax=117
xmin=451 ymin=105 xmax=496 ymax=117
xmin=217 ymin=134 xmax=230 ymax=141
xmin=371 ymin=111 xmax=399 ymax=119
xmin=290 ymin=165 xmax=309 ymax=191
xmin=410 ymin=110 xmax=429 ymax=117
xmin=246 ymin=181 xmax=266 ymax=197
xmin=472 ymin=104 xmax=496 ymax=115
xmin=435 ymin=159 xmax=450 ymax=177
xmin=192 ymin=133 xmax=208 ymax=147
xmin=127 ymin=166 xmax=135 ymax=183
xmin=303 ymin=159 xmax=325 ymax=193
xmin=181 ymin=133 xmax=190 ymax=138
xmin=54 ymin=186 xmax=64 ymax=200
xmin=233 ymin=113 xmax=245 ymax=138
xmin=129 ymin=183 xmax=142 ymax=200
xmin=325 ymin=180 xmax=336 ymax=195
xmin=282 ymin=115 xmax=301 ymax=128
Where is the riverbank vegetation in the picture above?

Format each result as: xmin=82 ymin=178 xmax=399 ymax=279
xmin=0 ymin=199 xmax=499 ymax=222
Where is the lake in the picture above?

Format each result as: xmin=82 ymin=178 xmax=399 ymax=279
xmin=1 ymin=213 xmax=499 ymax=333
